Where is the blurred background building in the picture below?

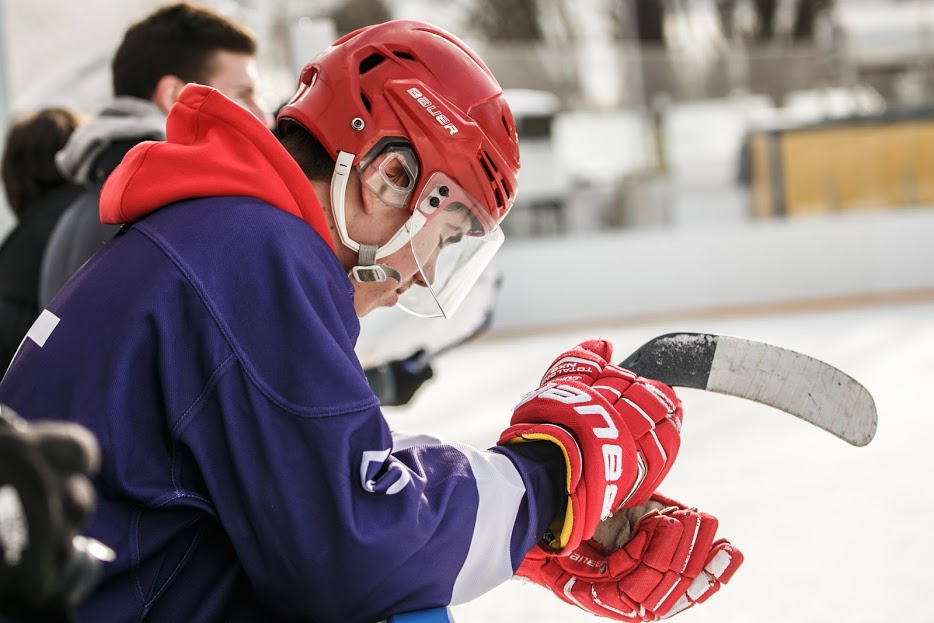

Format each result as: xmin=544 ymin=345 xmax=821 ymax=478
xmin=2 ymin=0 xmax=933 ymax=332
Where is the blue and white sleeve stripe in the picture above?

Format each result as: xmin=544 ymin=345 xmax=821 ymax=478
xmin=448 ymin=443 xmax=528 ymax=604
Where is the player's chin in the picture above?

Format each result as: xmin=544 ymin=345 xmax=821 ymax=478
xmin=394 ymin=282 xmax=414 ymax=301
xmin=367 ymin=291 xmax=399 ymax=312
xmin=375 ymin=286 xmax=402 ymax=310
xmin=354 ymin=285 xmax=398 ymax=317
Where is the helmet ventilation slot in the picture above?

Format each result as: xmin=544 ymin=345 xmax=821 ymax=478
xmin=480 ymin=150 xmax=508 ymax=209
xmin=359 ymin=54 xmax=386 ymax=74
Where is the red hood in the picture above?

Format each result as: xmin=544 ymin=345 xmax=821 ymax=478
xmin=100 ymin=84 xmax=333 ymax=252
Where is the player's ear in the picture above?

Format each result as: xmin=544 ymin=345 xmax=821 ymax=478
xmin=353 ymin=172 xmax=379 ymax=216
xmin=152 ymin=75 xmax=186 ymax=114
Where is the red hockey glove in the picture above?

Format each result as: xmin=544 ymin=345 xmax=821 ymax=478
xmin=517 ymin=493 xmax=743 ymax=621
xmin=498 ymin=340 xmax=682 ymax=552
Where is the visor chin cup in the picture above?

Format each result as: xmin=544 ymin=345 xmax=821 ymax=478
xmin=350 ymin=265 xmax=401 ymax=283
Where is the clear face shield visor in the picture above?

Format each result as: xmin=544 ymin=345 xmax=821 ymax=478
xmin=397 ymin=172 xmax=504 ymax=318
xmin=359 ymin=144 xmax=503 ymax=319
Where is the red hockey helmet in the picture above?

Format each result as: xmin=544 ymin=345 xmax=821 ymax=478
xmin=278 ymin=20 xmax=521 ymax=317
xmin=278 ymin=20 xmax=520 ymax=225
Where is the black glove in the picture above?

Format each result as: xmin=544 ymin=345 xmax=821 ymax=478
xmin=0 ymin=406 xmax=103 ymax=622
xmin=365 ymin=349 xmax=435 ymax=407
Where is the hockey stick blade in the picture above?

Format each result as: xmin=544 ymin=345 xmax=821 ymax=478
xmin=618 ymin=333 xmax=877 ymax=447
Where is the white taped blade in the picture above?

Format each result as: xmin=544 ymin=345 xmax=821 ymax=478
xmin=707 ymin=337 xmax=877 ymax=446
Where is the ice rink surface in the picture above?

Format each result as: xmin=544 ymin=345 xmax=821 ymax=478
xmin=380 ymin=297 xmax=933 ymax=623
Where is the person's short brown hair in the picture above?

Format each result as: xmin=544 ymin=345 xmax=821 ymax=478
xmin=112 ymin=2 xmax=257 ymax=100
xmin=1 ymin=107 xmax=85 ymax=218
xmin=279 ymin=124 xmax=335 ymax=183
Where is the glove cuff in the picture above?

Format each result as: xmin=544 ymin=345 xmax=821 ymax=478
xmin=499 ymin=423 xmax=581 ymax=551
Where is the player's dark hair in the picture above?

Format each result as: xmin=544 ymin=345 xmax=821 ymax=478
xmin=1 ymin=107 xmax=84 ymax=218
xmin=112 ymin=2 xmax=256 ymax=99
xmin=279 ymin=124 xmax=335 ymax=183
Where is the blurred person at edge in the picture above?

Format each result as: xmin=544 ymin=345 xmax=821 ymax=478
xmin=39 ymin=1 xmax=272 ymax=308
xmin=2 ymin=19 xmax=740 ymax=623
xmin=0 ymin=107 xmax=85 ymax=372
xmin=0 ymin=405 xmax=108 ymax=623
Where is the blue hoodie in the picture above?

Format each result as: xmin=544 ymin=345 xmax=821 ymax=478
xmin=0 ymin=85 xmax=563 ymax=622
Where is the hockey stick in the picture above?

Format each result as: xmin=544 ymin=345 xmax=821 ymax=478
xmin=618 ymin=333 xmax=877 ymax=447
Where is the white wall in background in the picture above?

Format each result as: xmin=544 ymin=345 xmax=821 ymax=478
xmin=490 ymin=207 xmax=934 ymax=331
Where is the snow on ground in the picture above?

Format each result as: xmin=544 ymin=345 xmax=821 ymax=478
xmin=382 ymin=298 xmax=933 ymax=623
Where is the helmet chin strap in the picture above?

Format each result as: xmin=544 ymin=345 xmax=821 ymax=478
xmin=354 ymin=244 xmax=401 ymax=283
xmin=331 ymin=151 xmax=402 ymax=284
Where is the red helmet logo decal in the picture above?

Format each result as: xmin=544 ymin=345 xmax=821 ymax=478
xmin=406 ymin=87 xmax=459 ymax=136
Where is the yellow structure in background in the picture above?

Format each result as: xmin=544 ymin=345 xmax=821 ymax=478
xmin=750 ymin=117 xmax=934 ymax=217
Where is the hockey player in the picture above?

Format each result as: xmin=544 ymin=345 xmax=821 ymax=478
xmin=0 ymin=20 xmax=740 ymax=622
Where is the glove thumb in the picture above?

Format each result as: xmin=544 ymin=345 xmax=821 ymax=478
xmin=540 ymin=339 xmax=614 ymax=385
xmin=577 ymin=339 xmax=613 ymax=363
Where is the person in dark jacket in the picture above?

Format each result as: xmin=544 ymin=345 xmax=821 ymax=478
xmin=38 ymin=2 xmax=271 ymax=308
xmin=0 ymin=107 xmax=84 ymax=372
